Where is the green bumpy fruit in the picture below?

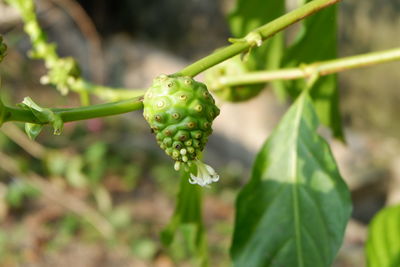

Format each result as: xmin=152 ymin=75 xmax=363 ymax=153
xmin=143 ymin=75 xmax=220 ymax=164
xmin=205 ymin=55 xmax=264 ymax=102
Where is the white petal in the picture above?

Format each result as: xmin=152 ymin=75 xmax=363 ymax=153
xmin=205 ymin=164 xmax=216 ymax=175
xmin=186 ymin=160 xmax=220 ymax=187
xmin=189 ymin=174 xmax=202 ymax=186
xmin=211 ymin=175 xmax=220 ymax=182
xmin=189 ymin=174 xmax=197 ymax=184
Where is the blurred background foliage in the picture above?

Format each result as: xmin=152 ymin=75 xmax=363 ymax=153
xmin=0 ymin=0 xmax=399 ymax=266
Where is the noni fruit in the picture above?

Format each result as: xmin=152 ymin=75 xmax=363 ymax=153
xmin=143 ymin=75 xmax=220 ymax=186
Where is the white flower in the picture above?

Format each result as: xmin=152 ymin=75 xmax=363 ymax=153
xmin=188 ymin=159 xmax=219 ymax=187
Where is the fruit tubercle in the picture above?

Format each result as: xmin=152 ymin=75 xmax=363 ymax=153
xmin=143 ymin=74 xmax=220 ymax=187
xmin=174 ymin=159 xmax=220 ymax=187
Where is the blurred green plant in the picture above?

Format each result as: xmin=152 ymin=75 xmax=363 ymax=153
xmin=161 ymin=168 xmax=207 ymax=266
xmin=0 ymin=98 xmax=5 ymax=128
xmin=366 ymin=205 xmax=400 ymax=267
xmin=1 ymin=0 xmax=400 ymax=266
xmin=5 ymin=179 xmax=40 ymax=208
xmin=0 ymin=36 xmax=6 ymax=62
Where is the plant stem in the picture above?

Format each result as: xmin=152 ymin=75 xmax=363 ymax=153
xmin=176 ymin=0 xmax=341 ymax=77
xmin=73 ymin=79 xmax=147 ymax=101
xmin=217 ymin=47 xmax=400 ymax=87
xmin=4 ymin=97 xmax=144 ymax=124
xmin=5 ymin=0 xmax=142 ymax=101
xmin=1 ymin=0 xmax=341 ymax=125
xmin=4 ymin=47 xmax=399 ymax=125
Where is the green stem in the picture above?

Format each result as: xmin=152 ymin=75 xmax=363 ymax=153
xmin=4 ymin=97 xmax=144 ymax=124
xmin=79 ymin=80 xmax=147 ymax=101
xmin=216 ymin=47 xmax=400 ymax=87
xmin=4 ymin=47 xmax=399 ymax=125
xmin=176 ymin=0 xmax=341 ymax=77
xmin=5 ymin=0 xmax=143 ymax=101
xmin=79 ymin=91 xmax=90 ymax=106
xmin=1 ymin=0 xmax=341 ymax=125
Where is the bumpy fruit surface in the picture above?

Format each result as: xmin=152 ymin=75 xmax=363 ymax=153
xmin=143 ymin=75 xmax=220 ymax=164
xmin=205 ymin=55 xmax=264 ymax=102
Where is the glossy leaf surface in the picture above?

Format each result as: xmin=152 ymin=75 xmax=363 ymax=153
xmin=231 ymin=93 xmax=351 ymax=267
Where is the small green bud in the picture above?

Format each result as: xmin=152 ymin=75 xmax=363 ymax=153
xmin=42 ymin=57 xmax=81 ymax=95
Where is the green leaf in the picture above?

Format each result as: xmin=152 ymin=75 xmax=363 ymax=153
xmin=228 ymin=0 xmax=284 ymax=71
xmin=366 ymin=205 xmax=400 ymax=267
xmin=24 ymin=123 xmax=43 ymax=140
xmin=231 ymin=92 xmax=352 ymax=267
xmin=278 ymin=2 xmax=344 ymax=140
xmin=18 ymin=97 xmax=64 ymax=136
xmin=161 ymin=167 xmax=207 ymax=265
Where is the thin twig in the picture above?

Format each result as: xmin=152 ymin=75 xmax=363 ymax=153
xmin=3 ymin=95 xmax=144 ymax=124
xmin=177 ymin=0 xmax=342 ymax=77
xmin=1 ymin=123 xmax=46 ymax=158
xmin=216 ymin=47 xmax=400 ymax=88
